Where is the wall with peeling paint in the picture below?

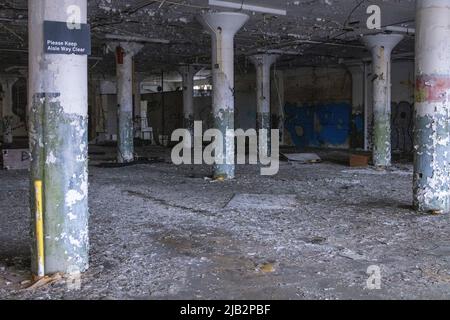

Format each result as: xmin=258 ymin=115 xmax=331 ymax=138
xmin=85 ymin=61 xmax=415 ymax=151
xmin=277 ymin=62 xmax=415 ymax=151
xmin=285 ymin=102 xmax=352 ymax=149
xmin=282 ymin=66 xmax=352 ymax=149
xmin=391 ymin=61 xmax=414 ymax=153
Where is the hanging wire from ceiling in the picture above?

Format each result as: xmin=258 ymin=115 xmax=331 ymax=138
xmin=343 ymin=0 xmax=366 ymax=28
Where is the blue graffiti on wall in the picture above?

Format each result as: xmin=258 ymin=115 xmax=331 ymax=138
xmin=285 ymin=102 xmax=351 ymax=148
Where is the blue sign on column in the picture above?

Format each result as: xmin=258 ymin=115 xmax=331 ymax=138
xmin=44 ymin=21 xmax=91 ymax=55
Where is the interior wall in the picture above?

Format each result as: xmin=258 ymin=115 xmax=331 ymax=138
xmin=141 ymin=91 xmax=183 ymax=141
xmin=1 ymin=78 xmax=28 ymax=141
xmin=91 ymin=60 xmax=415 ymax=151
xmin=282 ymin=67 xmax=352 ymax=149
xmin=235 ymin=72 xmax=257 ymax=131
xmin=391 ymin=60 xmax=414 ymax=153
xmin=275 ymin=61 xmax=415 ymax=152
xmin=97 ymin=80 xmax=118 ymax=141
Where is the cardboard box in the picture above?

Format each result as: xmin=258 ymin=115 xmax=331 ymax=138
xmin=2 ymin=149 xmax=30 ymax=170
xmin=349 ymin=154 xmax=370 ymax=167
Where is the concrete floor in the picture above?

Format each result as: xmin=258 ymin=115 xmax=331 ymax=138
xmin=1 ymin=145 xmax=450 ymax=300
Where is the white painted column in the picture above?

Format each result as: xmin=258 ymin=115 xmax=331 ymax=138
xmin=112 ymin=42 xmax=143 ymax=163
xmin=413 ymin=0 xmax=450 ymax=214
xmin=28 ymin=0 xmax=89 ymax=275
xmin=249 ymin=54 xmax=279 ymax=155
xmin=179 ymin=65 xmax=200 ymax=137
xmin=362 ymin=34 xmax=403 ymax=167
xmin=198 ymin=12 xmax=249 ymax=180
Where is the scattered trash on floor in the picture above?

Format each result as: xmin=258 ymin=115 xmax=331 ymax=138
xmin=25 ymin=273 xmax=63 ymax=291
xmin=95 ymin=157 xmax=164 ymax=168
xmin=338 ymin=248 xmax=367 ymax=261
xmin=257 ymin=262 xmax=277 ymax=274
xmin=281 ymin=153 xmax=321 ymax=164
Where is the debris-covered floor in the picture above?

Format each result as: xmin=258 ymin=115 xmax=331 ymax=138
xmin=1 ymin=146 xmax=450 ymax=300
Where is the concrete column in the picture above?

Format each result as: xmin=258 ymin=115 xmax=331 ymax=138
xmin=112 ymin=42 xmax=143 ymax=163
xmin=362 ymin=34 xmax=403 ymax=167
xmin=179 ymin=65 xmax=200 ymax=137
xmin=198 ymin=12 xmax=249 ymax=180
xmin=1 ymin=77 xmax=19 ymax=144
xmin=273 ymin=70 xmax=285 ymax=146
xmin=413 ymin=0 xmax=450 ymax=214
xmin=249 ymin=54 xmax=279 ymax=155
xmin=28 ymin=0 xmax=89 ymax=275
xmin=347 ymin=64 xmax=364 ymax=149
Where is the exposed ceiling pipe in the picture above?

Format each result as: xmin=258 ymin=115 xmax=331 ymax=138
xmin=294 ymin=39 xmax=365 ymax=49
xmin=208 ymin=0 xmax=287 ymax=16
xmin=103 ymin=34 xmax=170 ymax=44
xmin=385 ymin=26 xmax=415 ymax=35
xmin=260 ymin=38 xmax=366 ymax=54
xmin=247 ymin=49 xmax=300 ymax=56
xmin=342 ymin=51 xmax=415 ymax=66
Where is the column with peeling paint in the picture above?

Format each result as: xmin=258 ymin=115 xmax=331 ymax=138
xmin=28 ymin=0 xmax=89 ymax=274
xmin=113 ymin=43 xmax=143 ymax=163
xmin=362 ymin=34 xmax=403 ymax=167
xmin=179 ymin=65 xmax=199 ymax=138
xmin=249 ymin=54 xmax=279 ymax=155
xmin=198 ymin=12 xmax=249 ymax=179
xmin=414 ymin=0 xmax=450 ymax=213
xmin=1 ymin=77 xmax=19 ymax=144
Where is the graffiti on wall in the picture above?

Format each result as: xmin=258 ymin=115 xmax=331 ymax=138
xmin=284 ymin=101 xmax=413 ymax=152
xmin=285 ymin=102 xmax=351 ymax=148
xmin=391 ymin=101 xmax=413 ymax=152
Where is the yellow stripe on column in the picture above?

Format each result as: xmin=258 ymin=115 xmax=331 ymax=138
xmin=34 ymin=180 xmax=45 ymax=277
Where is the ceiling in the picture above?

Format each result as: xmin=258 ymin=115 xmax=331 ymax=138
xmin=0 ymin=0 xmax=416 ymax=78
